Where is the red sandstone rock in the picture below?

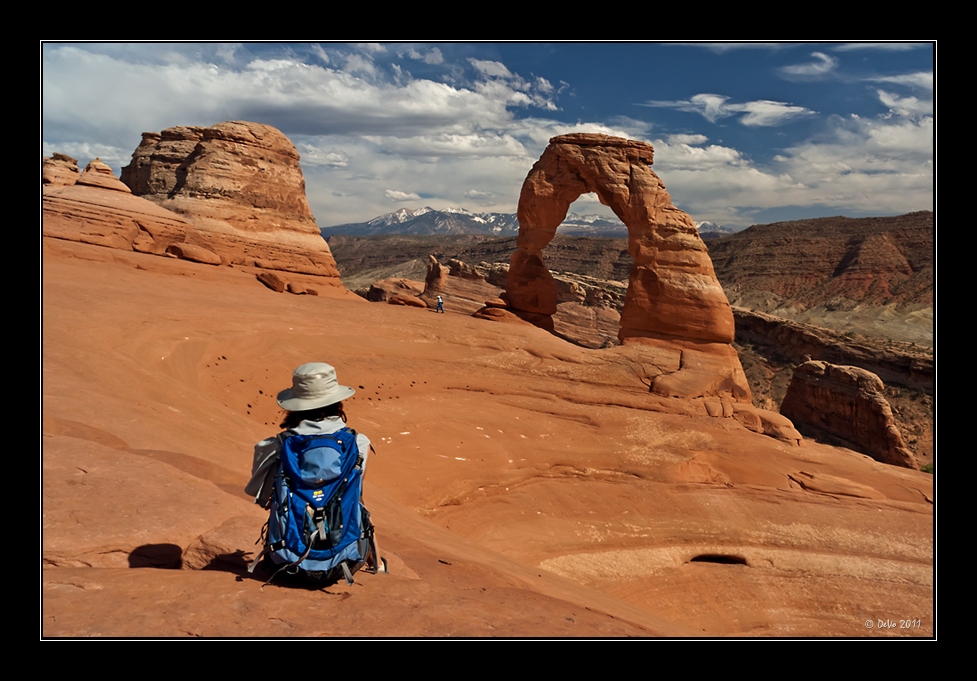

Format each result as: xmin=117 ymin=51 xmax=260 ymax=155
xmin=781 ymin=360 xmax=917 ymax=469
xmin=120 ymin=121 xmax=341 ymax=281
xmin=422 ymin=255 xmax=448 ymax=292
xmin=503 ymin=134 xmax=747 ymax=400
xmin=42 ymin=240 xmax=935 ymax=637
xmin=507 ymin=134 xmax=735 ymax=344
xmin=367 ymin=278 xmax=424 ymax=303
xmin=286 ymin=283 xmax=319 ymax=296
xmin=388 ymin=294 xmax=428 ymax=308
xmin=166 ymin=243 xmax=221 ymax=265
xmin=43 ymin=182 xmax=193 ymax=253
xmin=471 ymin=306 xmax=535 ymax=325
xmin=256 ymin=271 xmax=287 ymax=293
xmin=77 ymin=158 xmax=131 ymax=194
xmin=731 ymin=403 xmax=802 ymax=445
xmin=43 ymin=153 xmax=80 ymax=187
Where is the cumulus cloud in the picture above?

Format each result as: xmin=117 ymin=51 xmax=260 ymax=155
xmin=779 ymin=52 xmax=838 ymax=78
xmin=42 ymin=43 xmax=932 ymax=229
xmin=641 ymin=93 xmax=815 ymax=127
xmin=877 ymin=90 xmax=933 ymax=118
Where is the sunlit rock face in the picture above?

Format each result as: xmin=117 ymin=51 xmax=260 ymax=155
xmin=120 ymin=120 xmax=340 ymax=279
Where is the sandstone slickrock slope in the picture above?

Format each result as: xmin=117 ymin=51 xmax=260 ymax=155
xmin=502 ymin=134 xmax=748 ymax=400
xmin=43 ymin=122 xmax=344 ymax=291
xmin=42 ymin=239 xmax=934 ymax=637
xmin=781 ymin=360 xmax=918 ymax=469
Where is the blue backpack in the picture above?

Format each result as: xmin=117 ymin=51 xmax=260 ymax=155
xmin=255 ymin=428 xmax=380 ymax=586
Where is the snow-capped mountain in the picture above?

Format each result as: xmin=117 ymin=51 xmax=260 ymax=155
xmin=322 ymin=207 xmax=629 ymax=237
xmin=694 ymin=221 xmax=740 ymax=238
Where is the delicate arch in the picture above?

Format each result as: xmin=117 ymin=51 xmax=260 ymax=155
xmin=505 ymin=133 xmax=735 ymax=344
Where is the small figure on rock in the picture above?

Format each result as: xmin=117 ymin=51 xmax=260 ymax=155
xmin=246 ymin=362 xmax=385 ymax=586
xmin=436 ymin=295 xmax=445 ymax=313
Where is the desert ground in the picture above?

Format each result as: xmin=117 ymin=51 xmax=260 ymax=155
xmin=42 ymin=237 xmax=933 ymax=637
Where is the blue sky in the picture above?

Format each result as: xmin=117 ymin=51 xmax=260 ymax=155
xmin=42 ymin=42 xmax=934 ymax=229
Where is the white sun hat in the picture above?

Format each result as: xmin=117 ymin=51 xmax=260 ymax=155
xmin=276 ymin=362 xmax=356 ymax=411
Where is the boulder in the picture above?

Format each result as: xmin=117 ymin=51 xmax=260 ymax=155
xmin=165 ymin=243 xmax=221 ymax=265
xmin=781 ymin=360 xmax=917 ymax=469
xmin=256 ymin=271 xmax=287 ymax=293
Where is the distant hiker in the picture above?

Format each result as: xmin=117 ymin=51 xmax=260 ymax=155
xmin=436 ymin=295 xmax=444 ymax=313
xmin=246 ymin=362 xmax=384 ymax=586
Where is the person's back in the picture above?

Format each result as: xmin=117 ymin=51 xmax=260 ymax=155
xmin=246 ymin=362 xmax=383 ymax=585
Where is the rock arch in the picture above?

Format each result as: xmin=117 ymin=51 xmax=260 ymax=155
xmin=505 ymin=133 xmax=749 ymax=399
xmin=507 ymin=133 xmax=734 ymax=343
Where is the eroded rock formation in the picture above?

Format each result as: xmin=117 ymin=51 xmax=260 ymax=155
xmin=42 ymin=153 xmax=80 ymax=187
xmin=78 ymin=158 xmax=132 ymax=193
xmin=43 ymin=160 xmax=196 ymax=254
xmin=43 ymin=122 xmax=343 ymax=290
xmin=781 ymin=360 xmax=917 ymax=469
xmin=120 ymin=121 xmax=339 ymax=279
xmin=505 ymin=134 xmax=748 ymax=399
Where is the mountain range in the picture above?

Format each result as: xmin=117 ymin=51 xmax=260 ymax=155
xmin=323 ymin=206 xmax=740 ymax=238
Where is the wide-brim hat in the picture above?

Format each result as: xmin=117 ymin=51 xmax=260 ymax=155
xmin=277 ymin=362 xmax=355 ymax=411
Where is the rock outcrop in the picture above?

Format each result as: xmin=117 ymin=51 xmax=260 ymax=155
xmin=781 ymin=360 xmax=917 ymax=469
xmin=119 ymin=121 xmax=340 ymax=279
xmin=77 ymin=158 xmax=131 ymax=193
xmin=43 ymin=122 xmax=343 ymax=290
xmin=43 ymin=163 xmax=196 ymax=254
xmin=42 ymin=153 xmax=80 ymax=187
xmin=504 ymin=134 xmax=748 ymax=399
xmin=367 ymin=278 xmax=424 ymax=304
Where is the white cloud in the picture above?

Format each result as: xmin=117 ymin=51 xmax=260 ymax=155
xmin=405 ymin=47 xmax=444 ymax=65
xmin=298 ymin=144 xmax=349 ymax=168
xmin=779 ymin=52 xmax=838 ymax=78
xmin=42 ymin=44 xmax=933 ymax=230
xmin=641 ymin=93 xmax=814 ymax=127
xmin=737 ymin=100 xmax=816 ymax=127
xmin=343 ymin=53 xmax=378 ymax=78
xmin=355 ymin=43 xmax=387 ymax=54
xmin=385 ymin=189 xmax=422 ymax=201
xmin=871 ymin=71 xmax=933 ymax=90
xmin=877 ymin=90 xmax=933 ymax=118
xmin=667 ymin=133 xmax=709 ymax=145
xmin=311 ymin=43 xmax=330 ymax=64
xmin=683 ymin=43 xmax=789 ymax=54
xmin=834 ymin=42 xmax=930 ymax=52
xmin=469 ymin=58 xmax=514 ymax=79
